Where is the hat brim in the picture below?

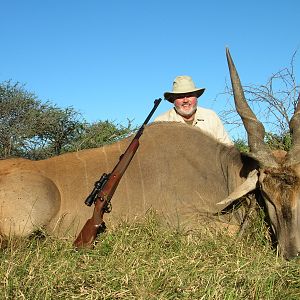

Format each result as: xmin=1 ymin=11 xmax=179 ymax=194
xmin=164 ymin=88 xmax=205 ymax=103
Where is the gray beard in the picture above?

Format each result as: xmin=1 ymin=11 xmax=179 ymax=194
xmin=174 ymin=106 xmax=197 ymax=118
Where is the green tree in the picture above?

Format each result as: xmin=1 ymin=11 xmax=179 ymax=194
xmin=0 ymin=81 xmax=41 ymax=158
xmin=233 ymin=139 xmax=249 ymax=153
xmin=19 ymin=106 xmax=84 ymax=159
xmin=0 ymin=80 xmax=135 ymax=160
xmin=67 ymin=119 xmax=134 ymax=152
xmin=265 ymin=132 xmax=292 ymax=151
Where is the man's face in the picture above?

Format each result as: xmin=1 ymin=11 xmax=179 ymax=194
xmin=173 ymin=94 xmax=198 ymax=119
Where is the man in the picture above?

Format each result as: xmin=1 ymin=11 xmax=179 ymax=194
xmin=154 ymin=75 xmax=233 ymax=146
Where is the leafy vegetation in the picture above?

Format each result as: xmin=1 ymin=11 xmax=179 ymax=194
xmin=0 ymin=81 xmax=134 ymax=160
xmin=233 ymin=132 xmax=293 ymax=153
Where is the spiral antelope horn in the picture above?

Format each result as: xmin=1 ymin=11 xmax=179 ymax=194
xmin=226 ymin=48 xmax=277 ymax=167
xmin=286 ymin=93 xmax=300 ymax=165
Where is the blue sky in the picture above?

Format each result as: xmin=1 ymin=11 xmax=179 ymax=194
xmin=1 ymin=1 xmax=299 ymax=139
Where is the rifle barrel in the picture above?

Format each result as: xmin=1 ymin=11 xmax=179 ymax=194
xmin=73 ymin=98 xmax=162 ymax=248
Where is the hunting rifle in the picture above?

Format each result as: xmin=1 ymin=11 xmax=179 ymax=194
xmin=74 ymin=98 xmax=162 ymax=248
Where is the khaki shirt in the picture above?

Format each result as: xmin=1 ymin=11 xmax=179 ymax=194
xmin=154 ymin=107 xmax=234 ymax=146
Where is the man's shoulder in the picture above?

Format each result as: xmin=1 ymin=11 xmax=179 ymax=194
xmin=154 ymin=108 xmax=178 ymax=122
xmin=196 ymin=106 xmax=217 ymax=114
xmin=196 ymin=106 xmax=220 ymax=119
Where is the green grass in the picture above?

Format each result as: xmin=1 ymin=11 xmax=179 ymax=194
xmin=1 ymin=213 xmax=300 ymax=300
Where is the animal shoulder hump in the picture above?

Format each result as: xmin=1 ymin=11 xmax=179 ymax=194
xmin=143 ymin=122 xmax=216 ymax=146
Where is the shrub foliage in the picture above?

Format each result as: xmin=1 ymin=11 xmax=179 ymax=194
xmin=0 ymin=81 xmax=134 ymax=160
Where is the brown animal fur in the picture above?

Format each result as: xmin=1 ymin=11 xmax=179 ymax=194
xmin=0 ymin=122 xmax=250 ymax=238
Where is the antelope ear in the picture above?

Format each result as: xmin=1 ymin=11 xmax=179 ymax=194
xmin=217 ymin=169 xmax=258 ymax=205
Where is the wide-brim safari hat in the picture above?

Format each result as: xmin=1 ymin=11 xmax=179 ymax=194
xmin=164 ymin=75 xmax=205 ymax=102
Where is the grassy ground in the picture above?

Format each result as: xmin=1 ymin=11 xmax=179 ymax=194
xmin=1 ymin=212 xmax=300 ymax=300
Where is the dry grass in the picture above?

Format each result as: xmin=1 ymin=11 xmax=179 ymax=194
xmin=1 ymin=212 xmax=300 ymax=300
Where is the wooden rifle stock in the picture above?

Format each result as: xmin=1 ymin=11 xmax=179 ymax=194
xmin=74 ymin=98 xmax=162 ymax=248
